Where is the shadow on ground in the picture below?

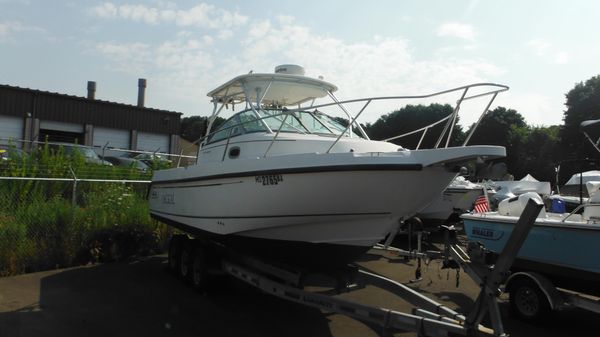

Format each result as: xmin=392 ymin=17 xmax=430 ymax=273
xmin=0 ymin=256 xmax=335 ymax=337
xmin=1 ymin=249 xmax=598 ymax=337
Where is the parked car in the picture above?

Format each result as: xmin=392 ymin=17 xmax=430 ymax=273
xmin=0 ymin=144 xmax=27 ymax=163
xmin=47 ymin=143 xmax=113 ymax=166
xmin=102 ymin=156 xmax=150 ymax=172
xmin=131 ymin=153 xmax=172 ymax=168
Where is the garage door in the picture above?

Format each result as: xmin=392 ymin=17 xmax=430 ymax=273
xmin=138 ymin=132 xmax=170 ymax=153
xmin=94 ymin=127 xmax=131 ymax=157
xmin=94 ymin=127 xmax=129 ymax=149
xmin=0 ymin=115 xmax=24 ymax=145
xmin=39 ymin=120 xmax=83 ymax=133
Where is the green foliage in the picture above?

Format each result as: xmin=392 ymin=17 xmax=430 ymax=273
xmin=466 ymin=107 xmax=526 ymax=147
xmin=467 ymin=107 xmax=559 ymax=180
xmin=511 ymin=125 xmax=559 ymax=182
xmin=0 ymin=187 xmax=166 ymax=276
xmin=559 ymin=75 xmax=600 ymax=159
xmin=180 ymin=115 xmax=225 ymax=143
xmin=365 ymin=104 xmax=465 ymax=148
xmin=0 ymin=146 xmax=166 ymax=276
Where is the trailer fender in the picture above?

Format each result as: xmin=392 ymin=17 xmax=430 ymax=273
xmin=505 ymin=272 xmax=563 ymax=310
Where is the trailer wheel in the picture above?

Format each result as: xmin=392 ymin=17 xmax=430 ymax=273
xmin=509 ymin=277 xmax=550 ymax=321
xmin=168 ymin=235 xmax=184 ymax=273
xmin=179 ymin=239 xmax=193 ymax=281
xmin=191 ymin=247 xmax=209 ymax=290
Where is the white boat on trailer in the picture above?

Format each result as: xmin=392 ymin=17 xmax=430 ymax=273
xmin=149 ymin=64 xmax=507 ymax=269
xmin=164 ymin=187 xmax=546 ymax=337
xmin=416 ymin=176 xmax=485 ymax=229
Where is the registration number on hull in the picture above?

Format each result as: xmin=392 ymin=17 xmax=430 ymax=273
xmin=255 ymin=174 xmax=284 ymax=186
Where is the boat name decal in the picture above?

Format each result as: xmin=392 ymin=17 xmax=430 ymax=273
xmin=255 ymin=174 xmax=284 ymax=186
xmin=471 ymin=226 xmax=503 ymax=241
xmin=162 ymin=193 xmax=175 ymax=204
xmin=150 ymin=190 xmax=158 ymax=199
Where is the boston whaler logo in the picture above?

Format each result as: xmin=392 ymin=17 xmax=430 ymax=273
xmin=471 ymin=226 xmax=504 ymax=241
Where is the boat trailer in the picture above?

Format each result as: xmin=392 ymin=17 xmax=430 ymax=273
xmin=166 ymin=199 xmax=543 ymax=337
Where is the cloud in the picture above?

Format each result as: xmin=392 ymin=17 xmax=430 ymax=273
xmin=554 ymin=51 xmax=569 ymax=64
xmin=91 ymin=2 xmax=117 ymax=18
xmin=527 ymin=38 xmax=551 ymax=56
xmin=92 ymin=14 xmax=504 ymax=123
xmin=497 ymin=92 xmax=562 ymax=126
xmin=0 ymin=20 xmax=45 ymax=39
xmin=0 ymin=0 xmax=31 ymax=4
xmin=94 ymin=41 xmax=152 ymax=74
xmin=527 ymin=39 xmax=570 ymax=65
xmin=90 ymin=2 xmax=248 ymax=29
xmin=437 ymin=22 xmax=476 ymax=40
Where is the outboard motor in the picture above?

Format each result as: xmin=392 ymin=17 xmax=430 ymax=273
xmin=583 ymin=181 xmax=600 ymax=221
xmin=497 ymin=192 xmax=547 ymax=218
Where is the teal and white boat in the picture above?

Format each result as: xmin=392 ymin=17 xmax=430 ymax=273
xmin=461 ymin=185 xmax=600 ymax=296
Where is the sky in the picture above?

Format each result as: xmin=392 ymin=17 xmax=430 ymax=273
xmin=1 ymin=0 xmax=599 ymax=128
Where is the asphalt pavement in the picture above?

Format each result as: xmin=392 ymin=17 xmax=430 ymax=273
xmin=0 ymin=239 xmax=597 ymax=337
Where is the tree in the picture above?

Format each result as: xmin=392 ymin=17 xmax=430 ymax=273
xmin=467 ymin=107 xmax=527 ymax=178
xmin=559 ymin=75 xmax=600 ymax=160
xmin=364 ymin=104 xmax=464 ymax=149
xmin=514 ymin=126 xmax=559 ymax=182
xmin=180 ymin=116 xmax=225 ymax=143
xmin=466 ymin=107 xmax=526 ymax=146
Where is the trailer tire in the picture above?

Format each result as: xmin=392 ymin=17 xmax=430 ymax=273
xmin=509 ymin=277 xmax=550 ymax=321
xmin=179 ymin=239 xmax=193 ymax=281
xmin=191 ymin=247 xmax=210 ymax=290
xmin=168 ymin=235 xmax=184 ymax=273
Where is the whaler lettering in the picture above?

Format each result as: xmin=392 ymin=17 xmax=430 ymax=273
xmin=472 ymin=227 xmax=494 ymax=238
xmin=162 ymin=193 xmax=175 ymax=204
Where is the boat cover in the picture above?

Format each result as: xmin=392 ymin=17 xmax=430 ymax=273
xmin=565 ymin=170 xmax=600 ymax=185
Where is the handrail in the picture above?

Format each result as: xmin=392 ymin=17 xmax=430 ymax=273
xmin=561 ymin=202 xmax=600 ymax=222
xmin=191 ymin=82 xmax=509 ymax=159
xmin=306 ymin=83 xmax=507 ymax=151
xmin=383 ymin=114 xmax=452 ymax=142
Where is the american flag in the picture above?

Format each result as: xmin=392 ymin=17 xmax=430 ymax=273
xmin=473 ymin=195 xmax=490 ymax=213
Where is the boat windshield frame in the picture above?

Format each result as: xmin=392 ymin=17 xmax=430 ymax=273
xmin=205 ymin=108 xmax=361 ymax=145
xmin=178 ymin=73 xmax=508 ymax=166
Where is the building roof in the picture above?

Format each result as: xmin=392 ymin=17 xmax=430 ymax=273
xmin=0 ymin=83 xmax=181 ymax=135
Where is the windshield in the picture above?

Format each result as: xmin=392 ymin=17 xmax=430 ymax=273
xmin=79 ymin=147 xmax=100 ymax=159
xmin=207 ymin=109 xmax=362 ymax=144
xmin=62 ymin=145 xmax=99 ymax=159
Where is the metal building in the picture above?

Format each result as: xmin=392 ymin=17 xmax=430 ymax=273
xmin=0 ymin=79 xmax=181 ymax=156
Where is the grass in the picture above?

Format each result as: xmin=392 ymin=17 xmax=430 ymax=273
xmin=0 ymin=143 xmax=169 ymax=276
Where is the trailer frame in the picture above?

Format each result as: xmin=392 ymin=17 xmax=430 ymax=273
xmin=166 ymin=198 xmax=543 ymax=337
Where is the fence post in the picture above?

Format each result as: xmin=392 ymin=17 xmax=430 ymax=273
xmin=69 ymin=166 xmax=78 ymax=207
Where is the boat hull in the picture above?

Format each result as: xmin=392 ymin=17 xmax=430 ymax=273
xmin=462 ymin=214 xmax=600 ymax=295
xmin=150 ymin=166 xmax=457 ymax=267
xmin=417 ymin=187 xmax=483 ymax=228
xmin=152 ymin=211 xmax=370 ymax=269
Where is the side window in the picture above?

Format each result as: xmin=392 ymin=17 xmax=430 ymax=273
xmin=208 ymin=116 xmax=241 ymax=143
xmin=297 ymin=111 xmax=332 ymax=134
xmin=208 ymin=110 xmax=270 ymax=144
xmin=238 ymin=112 xmax=266 ymax=133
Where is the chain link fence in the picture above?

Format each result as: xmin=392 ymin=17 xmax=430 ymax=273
xmin=0 ymin=145 xmax=171 ymax=276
